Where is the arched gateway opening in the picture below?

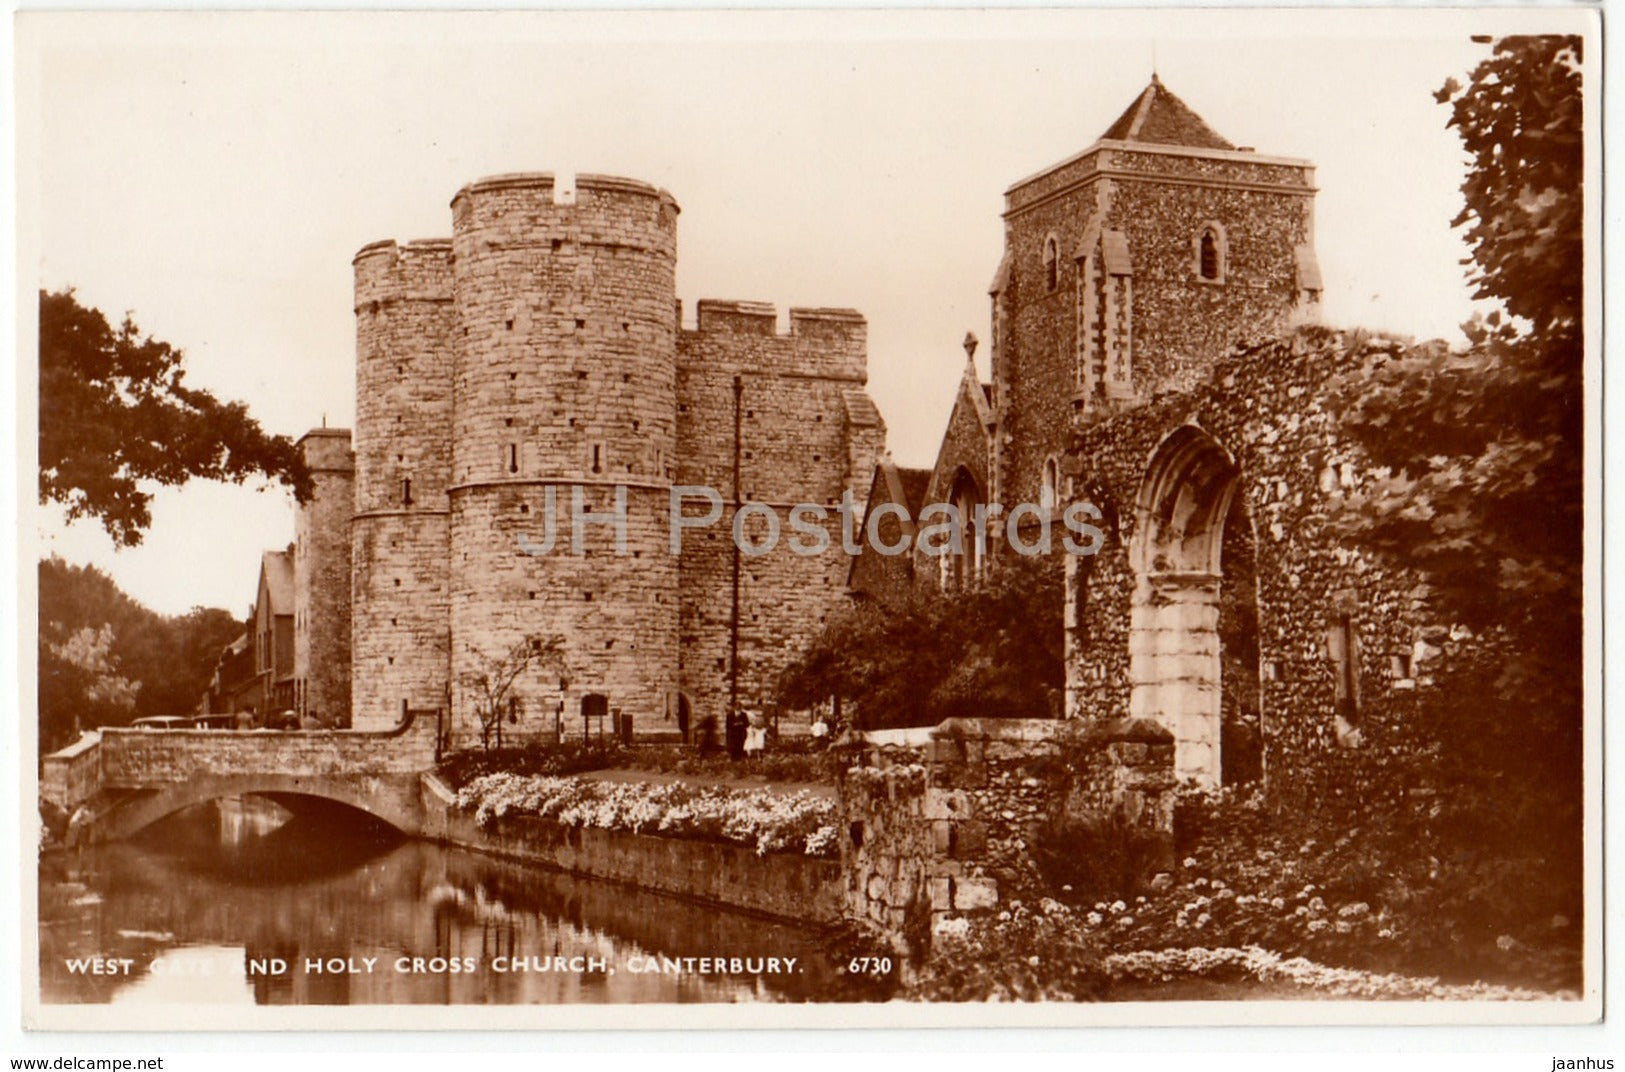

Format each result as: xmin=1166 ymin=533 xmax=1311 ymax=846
xmin=1129 ymin=426 xmax=1261 ymax=787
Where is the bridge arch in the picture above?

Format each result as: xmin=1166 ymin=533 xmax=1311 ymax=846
xmin=68 ymin=772 xmax=426 ymax=845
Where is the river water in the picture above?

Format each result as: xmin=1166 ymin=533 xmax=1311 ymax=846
xmin=38 ymin=799 xmax=889 ymax=1005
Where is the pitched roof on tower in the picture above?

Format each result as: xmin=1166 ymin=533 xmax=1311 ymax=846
xmin=1098 ymin=75 xmax=1235 ymax=151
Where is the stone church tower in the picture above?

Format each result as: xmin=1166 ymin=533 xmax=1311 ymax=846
xmin=987 ymin=75 xmax=1323 ymax=511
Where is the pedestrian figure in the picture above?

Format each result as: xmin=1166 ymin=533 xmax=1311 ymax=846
xmin=725 ymin=708 xmax=747 ymax=761
xmin=744 ymin=709 xmax=767 ymax=757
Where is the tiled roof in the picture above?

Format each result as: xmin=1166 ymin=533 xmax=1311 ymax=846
xmin=1099 ymin=75 xmax=1235 ymax=151
xmin=894 ymin=466 xmax=933 ymax=516
xmin=259 ymin=550 xmax=295 ymax=614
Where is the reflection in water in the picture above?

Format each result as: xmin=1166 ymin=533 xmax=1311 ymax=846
xmin=40 ymin=797 xmax=884 ymax=1005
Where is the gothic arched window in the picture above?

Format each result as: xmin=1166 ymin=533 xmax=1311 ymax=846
xmin=1196 ymin=223 xmax=1227 ymax=283
xmin=1043 ymin=235 xmax=1060 ymax=292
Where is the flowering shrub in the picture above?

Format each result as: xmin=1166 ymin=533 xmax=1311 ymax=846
xmin=1103 ymin=946 xmax=1569 ymax=1002
xmin=1043 ymin=783 xmax=1581 ymax=992
xmin=437 ymin=738 xmax=854 ymax=790
xmin=909 ymin=897 xmax=1109 ymax=1001
xmin=454 ymin=772 xmax=839 ymax=858
xmin=438 ymin=741 xmax=625 ymax=788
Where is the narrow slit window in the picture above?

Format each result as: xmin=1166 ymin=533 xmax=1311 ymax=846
xmin=1327 ymin=612 xmax=1362 ymax=735
xmin=402 ymin=478 xmax=413 ymax=506
xmin=508 ymin=444 xmax=519 ymax=474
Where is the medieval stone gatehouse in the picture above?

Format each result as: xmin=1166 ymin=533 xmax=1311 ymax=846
xmin=346 ymin=174 xmax=885 ymax=744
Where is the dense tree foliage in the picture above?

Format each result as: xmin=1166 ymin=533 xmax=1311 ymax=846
xmin=39 ymin=289 xmax=311 ymax=547
xmin=1327 ymin=35 xmax=1585 ymax=889
xmin=38 ymin=556 xmax=243 ymax=751
xmin=776 ymin=557 xmax=1064 ymax=729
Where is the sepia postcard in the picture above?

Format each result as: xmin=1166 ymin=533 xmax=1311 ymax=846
xmin=12 ymin=5 xmax=1604 ymax=1033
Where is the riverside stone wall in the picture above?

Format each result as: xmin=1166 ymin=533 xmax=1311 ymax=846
xmin=434 ymin=803 xmax=842 ymax=924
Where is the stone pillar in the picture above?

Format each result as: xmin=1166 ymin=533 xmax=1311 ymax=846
xmin=1128 ymin=571 xmax=1221 ymax=785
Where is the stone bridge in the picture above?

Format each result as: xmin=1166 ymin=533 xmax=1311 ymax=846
xmin=40 ymin=710 xmax=441 ymax=844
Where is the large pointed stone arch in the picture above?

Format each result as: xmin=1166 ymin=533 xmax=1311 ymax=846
xmin=1128 ymin=424 xmax=1244 ymax=786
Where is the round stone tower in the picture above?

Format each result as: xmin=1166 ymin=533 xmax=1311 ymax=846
xmin=447 ymin=173 xmax=681 ymax=745
xmin=351 ymin=238 xmax=455 ymax=730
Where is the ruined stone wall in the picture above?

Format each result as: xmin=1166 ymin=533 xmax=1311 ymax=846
xmin=839 ymin=717 xmax=1176 ymax=948
xmin=447 ymin=174 xmax=681 ymax=746
xmin=675 ymin=304 xmax=884 ymax=730
xmin=294 ymin=429 xmax=355 ymax=726
xmin=1061 ymin=326 xmax=1459 ymax=801
xmin=351 ymin=239 xmax=455 ymax=729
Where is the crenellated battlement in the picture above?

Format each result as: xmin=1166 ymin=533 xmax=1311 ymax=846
xmin=352 ymin=238 xmax=453 ymax=309
xmin=294 ymin=427 xmax=354 ymax=473
xmin=687 ymin=301 xmax=866 ymax=343
xmin=449 ymin=172 xmax=680 ymax=259
xmin=680 ymin=301 xmax=867 ymax=383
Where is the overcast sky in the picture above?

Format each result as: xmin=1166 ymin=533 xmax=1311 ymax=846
xmin=16 ymin=7 xmax=1591 ymax=617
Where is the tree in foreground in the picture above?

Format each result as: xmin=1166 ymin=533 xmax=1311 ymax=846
xmin=1327 ymin=34 xmax=1585 ymax=915
xmin=459 ymin=635 xmax=570 ymax=750
xmin=39 ymin=289 xmax=312 ymax=547
xmin=776 ymin=556 xmax=1064 ymax=729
